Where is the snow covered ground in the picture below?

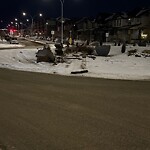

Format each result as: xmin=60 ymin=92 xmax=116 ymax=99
xmin=0 ymin=40 xmax=25 ymax=48
xmin=0 ymin=41 xmax=150 ymax=80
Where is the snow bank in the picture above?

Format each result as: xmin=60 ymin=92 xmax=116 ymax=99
xmin=0 ymin=43 xmax=150 ymax=80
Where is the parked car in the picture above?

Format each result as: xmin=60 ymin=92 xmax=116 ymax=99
xmin=10 ymin=37 xmax=19 ymax=44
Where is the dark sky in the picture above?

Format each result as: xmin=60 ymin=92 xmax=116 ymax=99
xmin=0 ymin=0 xmax=150 ymax=26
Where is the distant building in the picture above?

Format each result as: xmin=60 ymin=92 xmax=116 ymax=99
xmin=30 ymin=7 xmax=150 ymax=43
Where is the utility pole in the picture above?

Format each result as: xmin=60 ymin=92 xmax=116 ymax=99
xmin=60 ymin=0 xmax=64 ymax=44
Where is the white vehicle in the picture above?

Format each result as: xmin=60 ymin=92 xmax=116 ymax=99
xmin=10 ymin=37 xmax=19 ymax=44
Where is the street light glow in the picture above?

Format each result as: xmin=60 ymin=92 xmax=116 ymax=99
xmin=23 ymin=12 xmax=26 ymax=16
xmin=39 ymin=13 xmax=43 ymax=17
xmin=22 ymin=12 xmax=44 ymax=36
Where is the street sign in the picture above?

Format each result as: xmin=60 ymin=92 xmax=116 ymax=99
xmin=106 ymin=33 xmax=109 ymax=37
xmin=51 ymin=31 xmax=54 ymax=35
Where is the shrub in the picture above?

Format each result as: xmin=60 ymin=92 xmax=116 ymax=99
xmin=128 ymin=49 xmax=137 ymax=56
xmin=142 ymin=50 xmax=150 ymax=54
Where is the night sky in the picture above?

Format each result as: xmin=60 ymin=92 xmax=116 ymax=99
xmin=0 ymin=0 xmax=150 ymax=26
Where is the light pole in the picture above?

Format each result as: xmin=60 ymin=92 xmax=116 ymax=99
xmin=59 ymin=0 xmax=64 ymax=44
xmin=19 ymin=22 xmax=23 ymax=35
xmin=45 ymin=22 xmax=48 ymax=37
xmin=15 ymin=22 xmax=19 ymax=30
xmin=14 ymin=18 xmax=20 ymax=34
xmin=23 ymin=12 xmax=43 ymax=36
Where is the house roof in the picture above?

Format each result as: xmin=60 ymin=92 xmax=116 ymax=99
xmin=95 ymin=12 xmax=111 ymax=23
xmin=76 ymin=17 xmax=95 ymax=24
xmin=56 ymin=17 xmax=71 ymax=22
xmin=105 ymin=12 xmax=128 ymax=21
xmin=136 ymin=8 xmax=150 ymax=17
xmin=105 ymin=13 xmax=116 ymax=21
xmin=128 ymin=7 xmax=142 ymax=17
xmin=128 ymin=7 xmax=150 ymax=18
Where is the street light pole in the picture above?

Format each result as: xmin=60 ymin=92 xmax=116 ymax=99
xmin=27 ymin=14 xmax=34 ymax=36
xmin=60 ymin=0 xmax=64 ymax=44
xmin=14 ymin=18 xmax=20 ymax=34
xmin=23 ymin=12 xmax=43 ymax=36
xmin=31 ymin=17 xmax=34 ymax=36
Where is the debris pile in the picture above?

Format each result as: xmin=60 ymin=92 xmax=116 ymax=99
xmin=36 ymin=44 xmax=55 ymax=63
xmin=128 ymin=49 xmax=150 ymax=57
xmin=36 ymin=42 xmax=112 ymax=74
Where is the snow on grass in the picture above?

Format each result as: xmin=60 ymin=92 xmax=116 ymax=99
xmin=0 ymin=43 xmax=150 ymax=80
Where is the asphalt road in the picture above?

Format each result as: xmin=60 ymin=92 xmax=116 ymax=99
xmin=0 ymin=68 xmax=150 ymax=150
xmin=18 ymin=38 xmax=44 ymax=48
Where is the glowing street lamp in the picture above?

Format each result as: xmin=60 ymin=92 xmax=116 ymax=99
xmin=14 ymin=18 xmax=20 ymax=31
xmin=39 ymin=13 xmax=43 ymax=17
xmin=22 ymin=12 xmax=43 ymax=36
xmin=23 ymin=12 xmax=26 ymax=16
